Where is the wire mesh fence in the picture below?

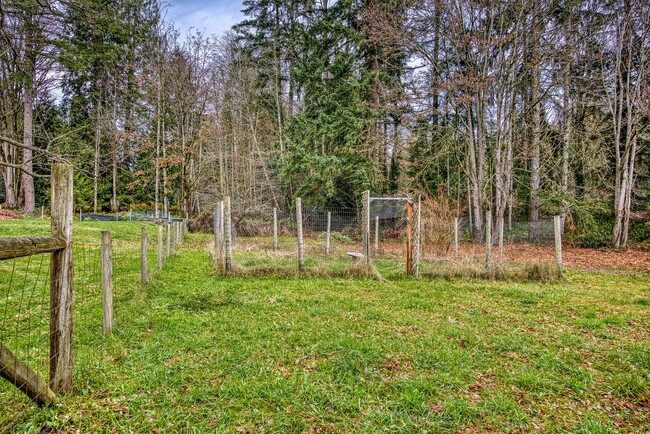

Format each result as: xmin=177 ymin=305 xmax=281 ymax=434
xmin=80 ymin=211 xmax=185 ymax=223
xmin=0 ymin=254 xmax=51 ymax=404
xmin=457 ymin=218 xmax=556 ymax=245
xmin=216 ymin=200 xmax=563 ymax=281
xmin=0 ymin=220 xmax=184 ymax=410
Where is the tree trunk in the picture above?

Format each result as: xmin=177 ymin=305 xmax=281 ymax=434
xmin=22 ymin=90 xmax=34 ymax=214
xmin=21 ymin=12 xmax=36 ymax=214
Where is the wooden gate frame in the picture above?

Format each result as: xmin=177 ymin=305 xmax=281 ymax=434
xmin=362 ymin=191 xmax=416 ymax=275
xmin=0 ymin=163 xmax=73 ymax=405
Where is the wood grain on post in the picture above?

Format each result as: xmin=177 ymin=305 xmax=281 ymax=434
xmin=224 ymin=197 xmax=232 ymax=272
xmin=374 ymin=216 xmax=379 ymax=257
xmin=49 ymin=163 xmax=73 ymax=394
xmin=405 ymin=205 xmax=413 ymax=274
xmin=101 ymin=231 xmax=113 ymax=334
xmin=296 ymin=198 xmax=304 ymax=271
xmin=554 ymin=215 xmax=563 ymax=278
xmin=326 ymin=211 xmax=331 ymax=256
xmin=166 ymin=222 xmax=170 ymax=259
xmin=415 ymin=195 xmax=421 ymax=277
xmin=362 ymin=191 xmax=370 ymax=267
xmin=220 ymin=201 xmax=225 ymax=247
xmin=498 ymin=215 xmax=504 ymax=261
xmin=214 ymin=206 xmax=220 ymax=253
xmin=273 ymin=207 xmax=278 ymax=252
xmin=485 ymin=211 xmax=492 ymax=268
xmin=0 ymin=342 xmax=57 ymax=406
xmin=141 ymin=226 xmax=148 ymax=284
xmin=157 ymin=224 xmax=163 ymax=269
xmin=0 ymin=236 xmax=65 ymax=260
xmin=172 ymin=222 xmax=177 ymax=253
xmin=454 ymin=217 xmax=459 ymax=259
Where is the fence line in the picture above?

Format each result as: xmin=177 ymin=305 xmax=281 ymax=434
xmin=216 ymin=195 xmax=564 ymax=280
xmin=1 ymin=166 xmax=186 ymax=406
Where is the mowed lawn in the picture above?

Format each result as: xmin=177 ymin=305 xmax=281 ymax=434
xmin=1 ymin=221 xmax=649 ymax=433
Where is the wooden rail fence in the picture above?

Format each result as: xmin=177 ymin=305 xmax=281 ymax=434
xmin=0 ymin=163 xmax=73 ymax=406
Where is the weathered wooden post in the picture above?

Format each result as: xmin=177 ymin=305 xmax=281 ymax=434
xmin=498 ymin=215 xmax=504 ymax=261
xmin=220 ymin=200 xmax=225 ymax=246
xmin=415 ymin=195 xmax=421 ymax=277
xmin=453 ymin=217 xmax=459 ymax=259
xmin=165 ymin=222 xmax=170 ymax=259
xmin=214 ymin=206 xmax=220 ymax=254
xmin=49 ymin=163 xmax=74 ymax=394
xmin=224 ymin=197 xmax=232 ymax=272
xmin=296 ymin=198 xmax=304 ymax=271
xmin=326 ymin=211 xmax=331 ymax=256
xmin=554 ymin=215 xmax=563 ymax=279
xmin=41 ymin=205 xmax=44 ymax=220
xmin=171 ymin=222 xmax=177 ymax=253
xmin=157 ymin=223 xmax=163 ymax=269
xmin=141 ymin=226 xmax=148 ymax=284
xmin=101 ymin=231 xmax=113 ymax=334
xmin=273 ymin=207 xmax=278 ymax=252
xmin=406 ymin=200 xmax=413 ymax=275
xmin=374 ymin=216 xmax=379 ymax=257
xmin=485 ymin=210 xmax=492 ymax=268
xmin=362 ymin=190 xmax=371 ymax=268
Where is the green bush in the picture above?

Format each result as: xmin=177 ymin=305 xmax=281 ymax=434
xmin=569 ymin=199 xmax=612 ymax=248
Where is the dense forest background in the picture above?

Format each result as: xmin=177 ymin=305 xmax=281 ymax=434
xmin=0 ymin=0 xmax=648 ymax=247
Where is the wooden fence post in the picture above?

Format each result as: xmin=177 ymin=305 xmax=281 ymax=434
xmin=273 ymin=207 xmax=278 ymax=252
xmin=374 ymin=216 xmax=379 ymax=257
xmin=101 ymin=231 xmax=113 ymax=334
xmin=498 ymin=215 xmax=505 ymax=261
xmin=173 ymin=222 xmax=178 ymax=253
xmin=362 ymin=191 xmax=370 ymax=267
xmin=485 ymin=210 xmax=492 ymax=268
xmin=157 ymin=224 xmax=163 ymax=269
xmin=296 ymin=198 xmax=304 ymax=271
xmin=224 ymin=197 xmax=232 ymax=272
xmin=214 ymin=206 xmax=220 ymax=254
xmin=454 ymin=217 xmax=459 ymax=259
xmin=141 ymin=227 xmax=148 ymax=284
xmin=326 ymin=211 xmax=331 ymax=256
xmin=415 ymin=195 xmax=421 ymax=277
xmin=166 ymin=222 xmax=170 ymax=259
xmin=406 ymin=201 xmax=413 ymax=275
xmin=220 ymin=201 xmax=225 ymax=247
xmin=554 ymin=215 xmax=563 ymax=279
xmin=49 ymin=163 xmax=74 ymax=394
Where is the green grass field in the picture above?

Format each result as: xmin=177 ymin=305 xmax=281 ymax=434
xmin=1 ymin=220 xmax=649 ymax=433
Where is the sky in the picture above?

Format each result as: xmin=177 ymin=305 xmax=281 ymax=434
xmin=165 ymin=0 xmax=245 ymax=38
